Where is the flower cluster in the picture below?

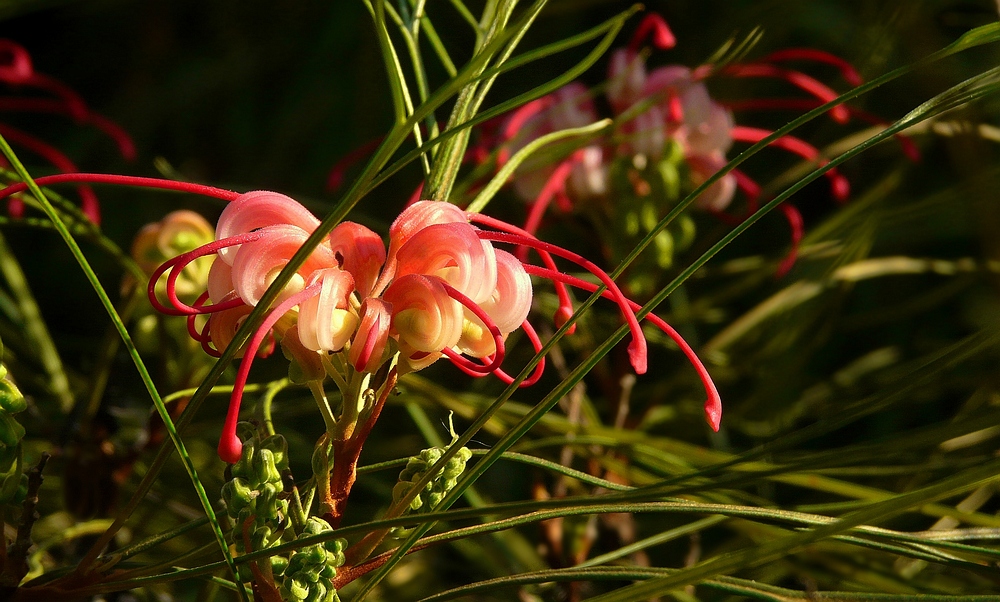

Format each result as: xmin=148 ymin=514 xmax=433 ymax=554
xmin=148 ymin=193 xmax=537 ymax=463
xmin=492 ymin=13 xmax=911 ymax=275
xmin=0 ymin=39 xmax=135 ymax=224
xmin=143 ymin=191 xmax=721 ymax=464
xmin=0 ymin=163 xmax=721 ymax=466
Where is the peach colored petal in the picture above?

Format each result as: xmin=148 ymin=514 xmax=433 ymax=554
xmin=349 ymin=298 xmax=392 ymax=374
xmin=297 ymin=268 xmax=358 ymax=353
xmin=607 ymin=49 xmax=647 ymax=113
xmin=216 ymin=190 xmax=321 ymax=264
xmin=547 ymin=82 xmax=599 ymax=131
xmin=280 ymin=325 xmax=327 ymax=383
xmin=156 ymin=210 xmax=215 ymax=258
xmin=396 ymin=340 xmax=443 ymax=373
xmin=383 ymin=274 xmax=464 ymax=354
xmin=394 ymin=222 xmax=498 ymax=304
xmin=480 ymin=249 xmax=532 ymax=334
xmin=231 ymin=224 xmax=337 ymax=306
xmin=328 ymin=221 xmax=386 ymax=297
xmin=207 ymin=295 xmax=256 ymax=358
xmin=207 ymin=257 xmax=235 ymax=304
xmin=688 ymin=152 xmax=737 ymax=212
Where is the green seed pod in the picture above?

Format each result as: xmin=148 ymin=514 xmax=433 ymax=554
xmin=251 ymin=448 xmax=282 ymax=488
xmin=286 ymin=576 xmax=310 ymax=600
xmin=281 ymin=517 xmax=346 ymax=600
xmin=390 ymin=443 xmax=472 ymax=534
xmin=0 ymin=412 xmax=25 ymax=448
xmin=0 ymin=379 xmax=26 ymax=415
xmin=249 ymin=524 xmax=272 ymax=552
xmin=260 ymin=434 xmax=289 ymax=470
xmin=271 ymin=555 xmax=289 ymax=577
xmin=323 ymin=537 xmax=347 ymax=563
xmin=230 ymin=438 xmax=257 ymax=481
xmin=221 ymin=423 xmax=296 ymax=585
xmin=221 ymin=477 xmax=255 ymax=519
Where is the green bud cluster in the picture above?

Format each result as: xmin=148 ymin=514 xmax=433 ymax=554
xmin=606 ymin=139 xmax=698 ymax=297
xmin=390 ymin=443 xmax=472 ymax=537
xmin=279 ymin=517 xmax=347 ymax=602
xmin=221 ymin=422 xmax=290 ymax=582
xmin=0 ymin=363 xmax=27 ymax=505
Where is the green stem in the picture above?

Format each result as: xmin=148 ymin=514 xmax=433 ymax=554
xmin=425 ymin=0 xmax=526 ymax=201
xmin=259 ymin=378 xmax=290 ymax=437
xmin=308 ymin=380 xmax=339 ymax=439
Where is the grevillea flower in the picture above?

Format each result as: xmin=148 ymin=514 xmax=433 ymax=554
xmin=0 ymin=40 xmax=135 ymax=225
xmin=0 ymin=173 xmax=722 ymax=463
xmin=494 ymin=13 xmax=916 ymax=275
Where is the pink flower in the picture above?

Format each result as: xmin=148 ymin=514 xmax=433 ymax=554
xmin=492 ymin=12 xmax=917 ymax=274
xmin=0 ymin=173 xmax=723 ymax=464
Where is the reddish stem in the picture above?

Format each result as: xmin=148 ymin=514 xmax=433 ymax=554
xmin=489 ymin=318 xmax=546 ymax=387
xmin=666 ymin=88 xmax=684 ymax=124
xmin=522 ymin=264 xmax=722 ymax=430
xmin=241 ymin=514 xmax=281 ymax=600
xmin=186 ymin=292 xmax=213 ymax=341
xmin=466 ymin=212 xmax=577 ymax=334
xmin=326 ymin=369 xmax=398 ymax=527
xmin=219 ymin=284 xmax=322 ymax=464
xmin=731 ymin=168 xmax=762 ymax=215
xmin=725 ymin=98 xmax=921 ymax=162
xmin=406 ymin=181 xmax=425 ymax=207
xmin=708 ymin=167 xmax=761 ymax=226
xmin=497 ymin=96 xmax=555 ymax=166
xmin=775 ymin=203 xmax=804 ymax=278
xmin=0 ymin=172 xmax=239 ymax=203
xmin=199 ymin=319 xmax=222 ymax=358
xmin=333 ymin=541 xmax=433 ymax=589
xmin=326 ymin=136 xmax=385 ymax=192
xmin=0 ymin=41 xmax=33 ymax=83
xmin=0 ymin=97 xmax=136 ymax=160
xmin=721 ymin=63 xmax=850 ymax=123
xmin=478 ymin=230 xmax=648 ymax=374
xmin=0 ymin=123 xmax=100 ymax=223
xmin=730 ymin=125 xmax=850 ymax=202
xmin=519 ymin=157 xmax=576 ymax=254
xmin=147 ymin=230 xmax=265 ymax=316
xmin=762 ymin=48 xmax=864 ymax=86
xmin=20 ymin=73 xmax=89 ymax=121
xmin=439 ymin=282 xmax=506 ymax=374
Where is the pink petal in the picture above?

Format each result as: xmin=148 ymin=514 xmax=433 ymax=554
xmin=231 ymin=224 xmax=337 ymax=306
xmin=394 ymin=222 xmax=498 ymax=305
xmin=383 ymin=274 xmax=464 ymax=354
xmin=328 ymin=221 xmax=386 ymax=297
xmin=216 ymin=191 xmax=321 ymax=264
xmin=297 ymin=268 xmax=358 ymax=352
